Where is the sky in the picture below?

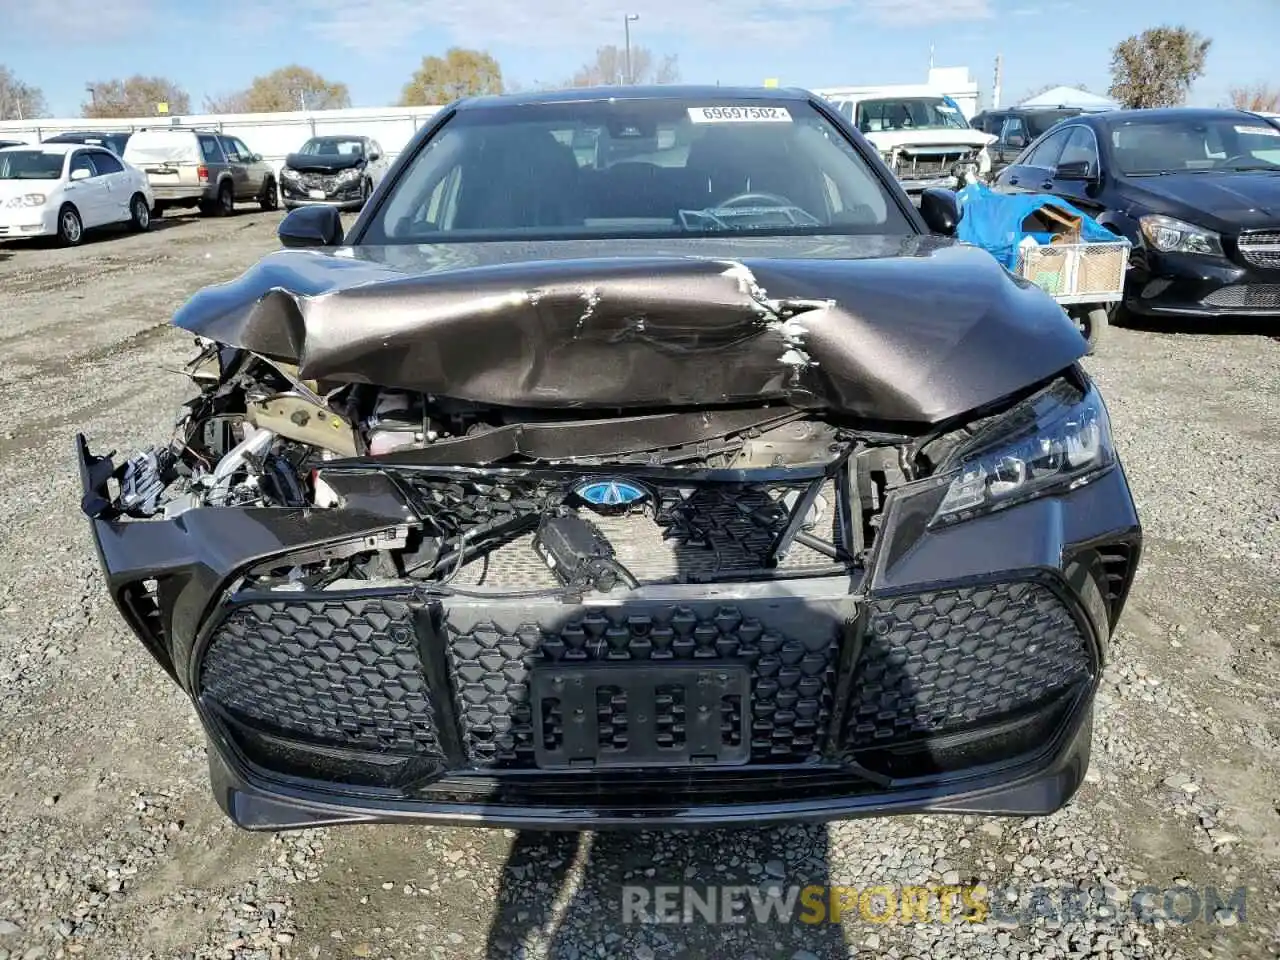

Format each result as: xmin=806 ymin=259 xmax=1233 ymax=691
xmin=0 ymin=0 xmax=1276 ymax=117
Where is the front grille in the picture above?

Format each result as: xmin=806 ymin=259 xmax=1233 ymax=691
xmin=892 ymin=148 xmax=977 ymax=180
xmin=843 ymin=581 xmax=1092 ymax=749
xmin=200 ymin=595 xmax=444 ymax=758
xmin=1237 ymin=230 xmax=1280 ymax=270
xmin=1201 ymin=284 xmax=1280 ymax=308
xmin=442 ymin=597 xmax=850 ymax=769
xmin=399 ymin=476 xmax=843 ymax=588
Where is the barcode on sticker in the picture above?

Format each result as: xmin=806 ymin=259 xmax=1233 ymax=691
xmin=688 ymin=106 xmax=793 ymax=123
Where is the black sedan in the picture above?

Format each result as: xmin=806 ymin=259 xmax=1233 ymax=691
xmin=994 ymin=108 xmax=1280 ymax=317
xmin=76 ymin=86 xmax=1140 ymax=831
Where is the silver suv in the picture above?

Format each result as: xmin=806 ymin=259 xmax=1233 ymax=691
xmin=123 ymin=128 xmax=278 ymax=217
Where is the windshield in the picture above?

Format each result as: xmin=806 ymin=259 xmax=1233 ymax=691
xmin=1111 ymin=117 xmax=1280 ymax=175
xmin=0 ymin=150 xmax=64 ymax=180
xmin=362 ymin=98 xmax=911 ymax=244
xmin=298 ymin=137 xmax=364 ymax=157
xmin=854 ymin=97 xmax=969 ymax=133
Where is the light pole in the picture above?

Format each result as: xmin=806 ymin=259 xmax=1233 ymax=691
xmin=624 ymin=14 xmax=639 ymax=84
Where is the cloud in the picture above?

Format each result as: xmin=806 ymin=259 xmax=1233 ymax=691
xmin=0 ymin=0 xmax=157 ymax=41
xmin=281 ymin=0 xmax=991 ymax=55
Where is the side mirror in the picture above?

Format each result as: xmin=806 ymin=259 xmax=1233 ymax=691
xmin=1055 ymin=160 xmax=1097 ymax=181
xmin=278 ymin=205 xmax=344 ymax=248
xmin=368 ymin=151 xmax=381 ymax=162
xmin=919 ymin=187 xmax=962 ymax=236
xmin=251 ymin=153 xmax=262 ymax=163
xmin=70 ymin=168 xmax=91 ymax=181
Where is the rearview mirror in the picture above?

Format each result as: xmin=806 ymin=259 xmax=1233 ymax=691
xmin=70 ymin=168 xmax=91 ymax=181
xmin=1055 ymin=160 xmax=1097 ymax=181
xmin=278 ymin=205 xmax=344 ymax=248
xmin=919 ymin=187 xmax=962 ymax=236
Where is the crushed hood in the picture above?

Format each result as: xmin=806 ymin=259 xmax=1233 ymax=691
xmin=171 ymin=234 xmax=1085 ymax=425
xmin=284 ymin=152 xmax=365 ymax=173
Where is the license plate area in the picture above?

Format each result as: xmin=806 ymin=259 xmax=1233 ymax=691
xmin=531 ymin=662 xmax=751 ymax=769
xmin=308 ymin=189 xmax=326 ymax=199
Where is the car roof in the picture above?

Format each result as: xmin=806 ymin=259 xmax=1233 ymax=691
xmin=1087 ymin=107 xmax=1258 ymax=126
xmin=1 ymin=142 xmax=78 ymax=155
xmin=456 ymin=84 xmax=813 ymax=110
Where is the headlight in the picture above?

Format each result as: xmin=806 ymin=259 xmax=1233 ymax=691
xmin=6 ymin=194 xmax=46 ymax=207
xmin=281 ymin=168 xmax=299 ymax=180
xmin=931 ymin=381 xmax=1115 ymax=527
xmin=337 ymin=166 xmax=361 ymax=181
xmin=1139 ymin=214 xmax=1223 ymax=256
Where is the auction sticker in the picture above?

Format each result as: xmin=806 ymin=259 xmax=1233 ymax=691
xmin=688 ymin=105 xmax=793 ymax=123
xmin=1234 ymin=124 xmax=1280 ymax=136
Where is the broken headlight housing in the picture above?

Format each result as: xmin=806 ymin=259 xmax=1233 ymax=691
xmin=931 ymin=381 xmax=1116 ymax=527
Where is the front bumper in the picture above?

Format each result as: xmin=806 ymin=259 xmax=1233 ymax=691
xmin=77 ymin=435 xmax=1141 ymax=830
xmin=149 ymin=184 xmax=213 ymax=203
xmin=1124 ymin=248 xmax=1280 ymax=317
xmin=0 ymin=207 xmax=56 ymax=238
xmin=280 ymin=172 xmax=365 ymax=210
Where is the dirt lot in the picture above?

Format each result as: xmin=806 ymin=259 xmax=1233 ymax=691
xmin=0 ymin=212 xmax=1277 ymax=960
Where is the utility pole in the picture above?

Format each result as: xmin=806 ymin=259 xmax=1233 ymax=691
xmin=624 ymin=13 xmax=639 ymax=84
xmin=929 ymin=45 xmax=935 ymax=70
xmin=85 ymin=83 xmax=96 ymax=111
xmin=992 ymin=53 xmax=1003 ymax=109
xmin=298 ymin=89 xmax=306 ymax=111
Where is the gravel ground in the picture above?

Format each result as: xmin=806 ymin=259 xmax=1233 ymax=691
xmin=0 ymin=213 xmax=1277 ymax=960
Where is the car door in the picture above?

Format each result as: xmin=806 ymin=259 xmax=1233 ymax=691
xmin=995 ymin=126 xmax=1074 ymax=193
xmin=1045 ymin=126 xmax=1107 ymax=217
xmin=216 ymin=135 xmax=250 ymax=199
xmin=993 ymin=115 xmax=1030 ymax=171
xmin=367 ymin=139 xmax=387 ymax=185
xmin=65 ymin=149 xmax=112 ymax=226
xmin=232 ymin=136 xmax=267 ymax=195
xmin=87 ymin=149 xmax=131 ymax=221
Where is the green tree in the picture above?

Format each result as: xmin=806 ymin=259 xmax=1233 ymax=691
xmin=1108 ymin=26 xmax=1211 ymax=109
xmin=83 ymin=75 xmax=190 ymax=118
xmin=399 ymin=48 xmax=503 ymax=105
xmin=567 ymin=45 xmax=680 ymax=86
xmin=210 ymin=66 xmax=351 ymax=114
xmin=0 ymin=64 xmax=47 ymax=120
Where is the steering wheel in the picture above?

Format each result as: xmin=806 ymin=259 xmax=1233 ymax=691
xmin=717 ymin=191 xmax=797 ymax=209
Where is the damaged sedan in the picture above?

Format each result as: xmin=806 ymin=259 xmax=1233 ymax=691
xmin=77 ymin=86 xmax=1141 ymax=831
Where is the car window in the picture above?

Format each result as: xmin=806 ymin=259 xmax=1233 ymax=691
xmin=218 ymin=136 xmax=242 ymax=162
xmin=362 ymin=98 xmax=912 ymax=244
xmin=999 ymin=117 xmax=1028 ymax=148
xmin=0 ymin=149 xmax=65 ymax=179
xmin=1022 ymin=128 xmax=1073 ymax=169
xmin=1109 ymin=116 xmax=1280 ymax=174
xmin=1055 ymin=127 xmax=1099 ymax=172
xmin=198 ymin=135 xmax=223 ymax=163
xmin=1025 ymin=111 xmax=1080 ymax=138
xmin=854 ymin=97 xmax=969 ymax=133
xmin=231 ymin=137 xmax=253 ymax=159
xmin=89 ymin=150 xmax=124 ymax=175
xmin=69 ymin=151 xmax=95 ymax=178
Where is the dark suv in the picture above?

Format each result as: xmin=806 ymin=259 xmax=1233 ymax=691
xmin=971 ymin=107 xmax=1086 ymax=175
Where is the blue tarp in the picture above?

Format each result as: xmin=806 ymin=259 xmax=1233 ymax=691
xmin=955 ymin=183 xmax=1117 ymax=270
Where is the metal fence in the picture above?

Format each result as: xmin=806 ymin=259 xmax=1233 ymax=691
xmin=0 ymin=105 xmax=444 ymax=173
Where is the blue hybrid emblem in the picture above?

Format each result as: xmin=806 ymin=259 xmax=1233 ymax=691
xmin=574 ymin=478 xmax=648 ymax=508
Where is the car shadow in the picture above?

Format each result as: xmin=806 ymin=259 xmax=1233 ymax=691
xmin=1117 ymin=312 xmax=1280 ymax=338
xmin=484 ymin=825 xmax=850 ymax=958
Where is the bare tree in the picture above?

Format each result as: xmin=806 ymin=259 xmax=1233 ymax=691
xmin=399 ymin=49 xmax=503 ymax=106
xmin=1229 ymin=83 xmax=1280 ymax=112
xmin=0 ymin=64 xmax=48 ymax=120
xmin=1108 ymin=26 xmax=1211 ymax=109
xmin=203 ymin=90 xmax=251 ymax=114
xmin=566 ymin=46 xmax=681 ymax=86
xmin=83 ymin=76 xmax=190 ymax=118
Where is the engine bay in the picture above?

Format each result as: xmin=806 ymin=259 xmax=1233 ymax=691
xmin=95 ymin=341 xmax=925 ymax=597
